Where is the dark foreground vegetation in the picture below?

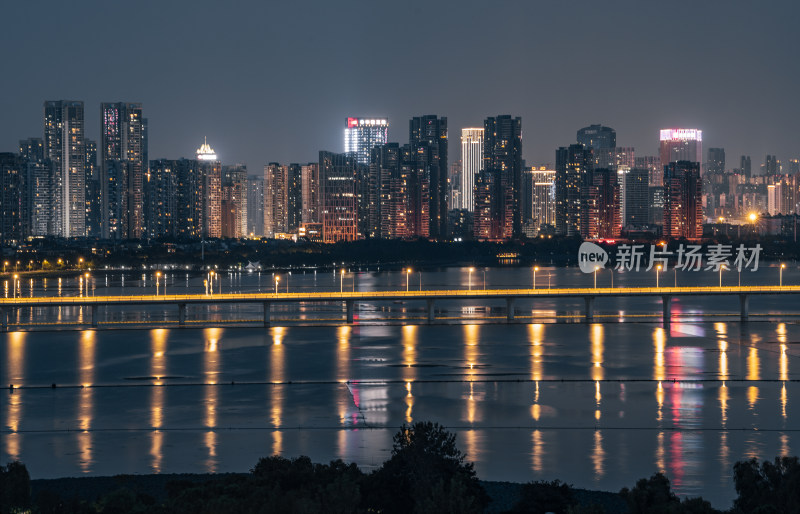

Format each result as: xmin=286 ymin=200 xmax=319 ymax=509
xmin=2 ymin=423 xmax=800 ymax=513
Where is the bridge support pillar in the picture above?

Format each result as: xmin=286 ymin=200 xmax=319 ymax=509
xmin=506 ymin=297 xmax=516 ymax=322
xmin=584 ymin=296 xmax=594 ymax=321
xmin=91 ymin=305 xmax=98 ymax=328
xmin=427 ymin=299 xmax=435 ymax=323
xmin=740 ymin=294 xmax=749 ymax=321
xmin=1 ymin=308 xmax=6 ymax=332
xmin=263 ymin=302 xmax=270 ymax=328
xmin=178 ymin=303 xmax=186 ymax=327
xmin=662 ymin=296 xmax=672 ymax=325
xmin=346 ymin=300 xmax=354 ymax=324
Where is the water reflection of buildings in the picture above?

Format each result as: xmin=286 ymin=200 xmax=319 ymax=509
xmin=204 ymin=327 xmax=222 ymax=472
xmin=150 ymin=329 xmax=167 ymax=473
xmin=462 ymin=324 xmax=482 ymax=465
xmin=5 ymin=332 xmax=25 ymax=460
xmin=78 ymin=330 xmax=95 ymax=472
xmin=271 ymin=327 xmax=286 ymax=455
xmin=402 ymin=325 xmax=417 ymax=423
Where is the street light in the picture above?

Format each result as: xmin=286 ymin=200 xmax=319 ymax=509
xmin=12 ymin=274 xmax=18 ymax=299
xmin=468 ymin=267 xmax=475 ymax=291
xmin=719 ymin=265 xmax=725 ymax=288
xmin=340 ymin=268 xmax=345 ymax=293
xmin=656 ymin=265 xmax=662 ymax=288
xmin=3 ymin=261 xmax=7 ymax=273
xmin=275 ymin=275 xmax=280 ymax=295
xmin=156 ymin=271 xmax=162 ymax=296
xmin=406 ymin=268 xmax=412 ymax=292
xmin=594 ymin=266 xmax=599 ymax=288
xmin=78 ymin=257 xmax=84 ymax=269
xmin=209 ymin=270 xmax=216 ymax=295
xmin=533 ymin=266 xmax=539 ymax=290
xmin=780 ymin=263 xmax=786 ymax=287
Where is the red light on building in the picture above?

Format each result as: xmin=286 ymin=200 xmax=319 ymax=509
xmin=347 ymin=117 xmax=359 ymax=128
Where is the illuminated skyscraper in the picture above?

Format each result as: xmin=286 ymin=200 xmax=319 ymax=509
xmin=474 ymin=116 xmax=522 ymax=240
xmin=663 ymin=161 xmax=702 ymax=239
xmin=101 ymin=102 xmax=145 ymax=238
xmin=577 ymin=124 xmax=617 ymax=168
xmin=527 ymin=167 xmax=556 ymax=231
xmin=19 ymin=138 xmax=49 ymax=236
xmin=44 ymin=100 xmax=85 ymax=237
xmin=197 ymin=139 xmax=221 ymax=238
xmin=222 ymin=164 xmax=247 ymax=238
xmin=344 ymin=117 xmax=389 ymax=165
xmin=372 ymin=143 xmax=430 ymax=239
xmin=0 ymin=153 xmax=25 ymax=245
xmin=659 ymin=129 xmax=702 ymax=183
xmin=409 ymin=115 xmax=447 ymax=238
xmin=585 ymin=168 xmax=620 ymax=239
xmin=319 ymin=151 xmax=358 ymax=242
xmin=301 ymin=163 xmax=320 ymax=224
xmin=460 ymin=128 xmax=483 ymax=211
xmin=147 ymin=159 xmax=179 ymax=238
xmin=555 ymin=144 xmax=593 ymax=237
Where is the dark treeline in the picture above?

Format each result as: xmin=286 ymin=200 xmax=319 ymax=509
xmin=10 ymin=234 xmax=800 ymax=273
xmin=2 ymin=423 xmax=800 ymax=513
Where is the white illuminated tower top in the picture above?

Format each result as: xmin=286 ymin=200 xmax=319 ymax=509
xmin=344 ymin=117 xmax=388 ymax=164
xmin=196 ymin=136 xmax=218 ymax=161
xmin=659 ymin=128 xmax=703 ymax=178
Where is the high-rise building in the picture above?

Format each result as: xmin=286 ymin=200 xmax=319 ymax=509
xmin=555 ymin=144 xmax=593 ymax=237
xmin=527 ymin=167 xmax=556 ymax=231
xmin=19 ymin=138 xmax=49 ymax=236
xmin=85 ymin=139 xmax=100 ymax=237
xmin=301 ymin=163 xmax=319 ymax=224
xmin=577 ymin=124 xmax=617 ymax=152
xmin=409 ymin=115 xmax=447 ymax=238
xmin=286 ymin=164 xmax=303 ymax=234
xmin=0 ymin=153 xmax=25 ymax=245
xmin=585 ymin=168 xmax=620 ymax=239
xmin=264 ymin=163 xmax=286 ymax=237
xmin=460 ymin=128 xmax=483 ymax=212
xmin=147 ymin=159 xmax=179 ymax=238
xmin=448 ymin=159 xmax=462 ymax=211
xmin=372 ymin=143 xmax=430 ymax=239
xmin=621 ymin=167 xmax=649 ymax=228
xmin=663 ymin=161 xmax=702 ymax=239
xmin=635 ymin=155 xmax=662 ymax=187
xmin=44 ymin=100 xmax=85 ymax=237
xmin=577 ymin=124 xmax=617 ymax=168
xmin=222 ymin=164 xmax=247 ymax=238
xmin=763 ymin=155 xmax=779 ymax=176
xmin=246 ymin=175 xmax=264 ymax=237
xmin=740 ymin=155 xmax=752 ymax=178
xmin=707 ymin=148 xmax=725 ymax=175
xmin=100 ymin=102 xmax=145 ymax=238
xmin=197 ymin=139 xmax=221 ymax=238
xmin=319 ymin=151 xmax=358 ymax=242
xmin=173 ymin=158 xmax=203 ymax=239
xmin=788 ymin=159 xmax=800 ymax=175
xmin=659 ymin=128 xmax=702 ymax=177
xmin=344 ymin=117 xmax=389 ymax=165
xmin=474 ymin=116 xmax=522 ymax=240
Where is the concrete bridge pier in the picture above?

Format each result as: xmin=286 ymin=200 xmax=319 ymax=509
xmin=179 ymin=303 xmax=186 ymax=327
xmin=584 ymin=296 xmax=594 ymax=321
xmin=427 ymin=299 xmax=435 ymax=323
xmin=346 ymin=300 xmax=354 ymax=324
xmin=740 ymin=294 xmax=749 ymax=321
xmin=91 ymin=305 xmax=98 ymax=328
xmin=662 ymin=296 xmax=672 ymax=325
xmin=262 ymin=302 xmax=270 ymax=328
xmin=506 ymin=298 xmax=516 ymax=322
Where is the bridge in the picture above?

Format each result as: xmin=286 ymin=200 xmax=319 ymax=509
xmin=0 ymin=285 xmax=798 ymax=330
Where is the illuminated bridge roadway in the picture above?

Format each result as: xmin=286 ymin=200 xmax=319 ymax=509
xmin=1 ymin=285 xmax=799 ymax=330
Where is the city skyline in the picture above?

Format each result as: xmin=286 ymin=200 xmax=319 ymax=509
xmin=1 ymin=1 xmax=798 ymax=170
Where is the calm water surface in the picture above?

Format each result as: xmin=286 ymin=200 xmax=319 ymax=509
xmin=2 ymin=266 xmax=800 ymax=509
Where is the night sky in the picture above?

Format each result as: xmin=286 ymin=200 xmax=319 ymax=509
xmin=2 ymin=0 xmax=798 ymax=171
